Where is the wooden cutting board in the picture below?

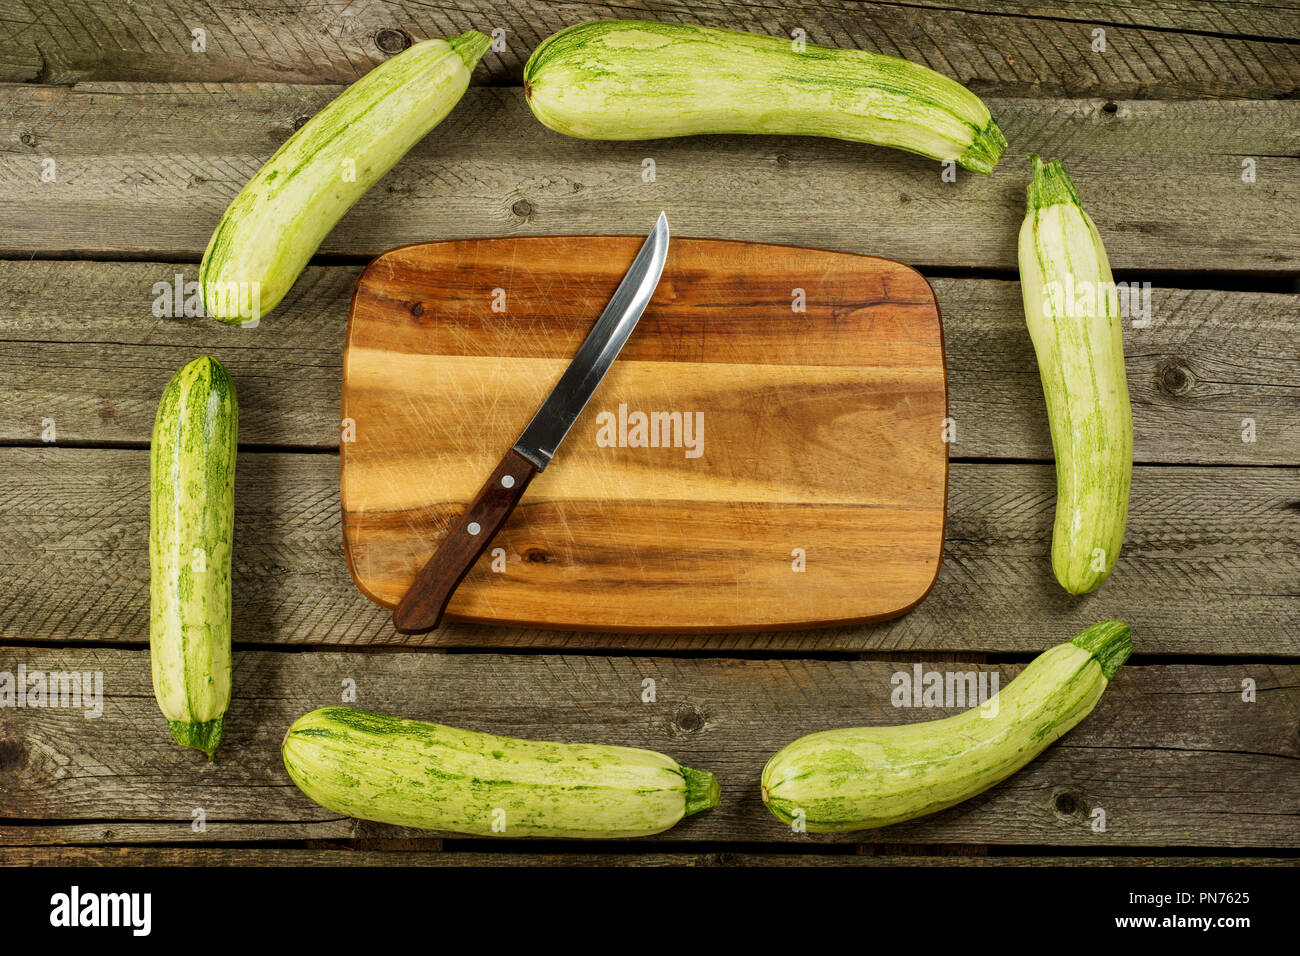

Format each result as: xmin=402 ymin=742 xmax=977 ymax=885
xmin=341 ymin=236 xmax=947 ymax=633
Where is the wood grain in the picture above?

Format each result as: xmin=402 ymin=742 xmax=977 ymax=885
xmin=1 ymin=86 xmax=1297 ymax=273
xmin=343 ymin=237 xmax=947 ymax=631
xmin=1 ymin=262 xmax=1294 ymax=467
xmin=0 ymin=647 xmax=1295 ymax=846
xmin=2 ymin=846 xmax=1294 ymax=866
xmin=1 ymin=1 xmax=1297 ymax=97
xmin=877 ymin=1 xmax=1300 ymax=41
xmin=1 ymin=447 xmax=1294 ymax=654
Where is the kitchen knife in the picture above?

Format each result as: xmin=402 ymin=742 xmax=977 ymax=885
xmin=392 ymin=213 xmax=671 ymax=634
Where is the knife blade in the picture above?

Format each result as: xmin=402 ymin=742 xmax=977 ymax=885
xmin=392 ymin=213 xmax=670 ymax=634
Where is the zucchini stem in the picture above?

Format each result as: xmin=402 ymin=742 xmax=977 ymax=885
xmin=1070 ymin=619 xmax=1132 ymax=681
xmin=681 ymin=765 xmax=721 ymax=817
xmin=1026 ymin=153 xmax=1083 ymax=211
xmin=169 ymin=716 xmax=225 ymax=761
xmin=960 ymin=119 xmax=1008 ymax=175
xmin=447 ymin=30 xmax=491 ymax=70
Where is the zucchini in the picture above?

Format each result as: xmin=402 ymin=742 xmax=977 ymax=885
xmin=524 ymin=20 xmax=1006 ymax=173
xmin=1019 ymin=155 xmax=1133 ymax=593
xmin=282 ymin=707 xmax=721 ymax=838
xmin=200 ymin=31 xmax=490 ymax=323
xmin=761 ymin=619 xmax=1131 ymax=832
xmin=150 ymin=357 xmax=238 ymax=759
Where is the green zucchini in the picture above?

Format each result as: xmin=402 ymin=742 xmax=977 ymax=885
xmin=149 ymin=357 xmax=238 ymax=759
xmin=200 ymin=31 xmax=490 ymax=323
xmin=1019 ymin=156 xmax=1133 ymax=593
xmin=524 ymin=20 xmax=1006 ymax=173
xmin=282 ymin=707 xmax=720 ymax=838
xmin=761 ymin=619 xmax=1131 ymax=832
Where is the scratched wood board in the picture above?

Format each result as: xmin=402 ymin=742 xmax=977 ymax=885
xmin=340 ymin=236 xmax=948 ymax=633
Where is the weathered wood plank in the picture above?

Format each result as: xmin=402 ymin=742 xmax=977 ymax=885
xmin=0 ymin=447 xmax=1295 ymax=654
xmin=1 ymin=86 xmax=1297 ymax=272
xmin=885 ymin=1 xmax=1300 ymax=41
xmin=1 ymin=0 xmax=1297 ymax=96
xmin=0 ymin=821 xmax=403 ymax=845
xmin=1 ymin=262 xmax=1294 ymax=466
xmin=2 ymin=846 xmax=1294 ymax=866
xmin=0 ymin=648 xmax=1296 ymax=846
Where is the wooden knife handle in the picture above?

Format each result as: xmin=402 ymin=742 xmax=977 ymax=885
xmin=392 ymin=447 xmax=538 ymax=634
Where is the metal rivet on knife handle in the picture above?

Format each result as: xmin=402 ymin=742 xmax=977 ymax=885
xmin=392 ymin=449 xmax=538 ymax=634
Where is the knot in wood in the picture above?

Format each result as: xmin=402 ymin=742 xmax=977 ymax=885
xmin=1052 ymin=788 xmax=1085 ymax=818
xmin=375 ymin=29 xmax=412 ymax=55
xmin=673 ymin=703 xmax=706 ymax=734
xmin=0 ymin=737 xmax=26 ymax=770
xmin=1157 ymin=358 xmax=1195 ymax=396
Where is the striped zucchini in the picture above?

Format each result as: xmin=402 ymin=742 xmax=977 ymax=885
xmin=200 ymin=31 xmax=490 ymax=323
xmin=761 ymin=619 xmax=1131 ymax=832
xmin=283 ymin=707 xmax=721 ymax=838
xmin=1019 ymin=155 xmax=1133 ymax=593
xmin=524 ymin=20 xmax=1006 ymax=173
xmin=150 ymin=357 xmax=238 ymax=759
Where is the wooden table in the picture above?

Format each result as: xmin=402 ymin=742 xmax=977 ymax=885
xmin=0 ymin=0 xmax=1296 ymax=868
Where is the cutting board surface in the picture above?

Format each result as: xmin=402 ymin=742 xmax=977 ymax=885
xmin=342 ymin=236 xmax=947 ymax=632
